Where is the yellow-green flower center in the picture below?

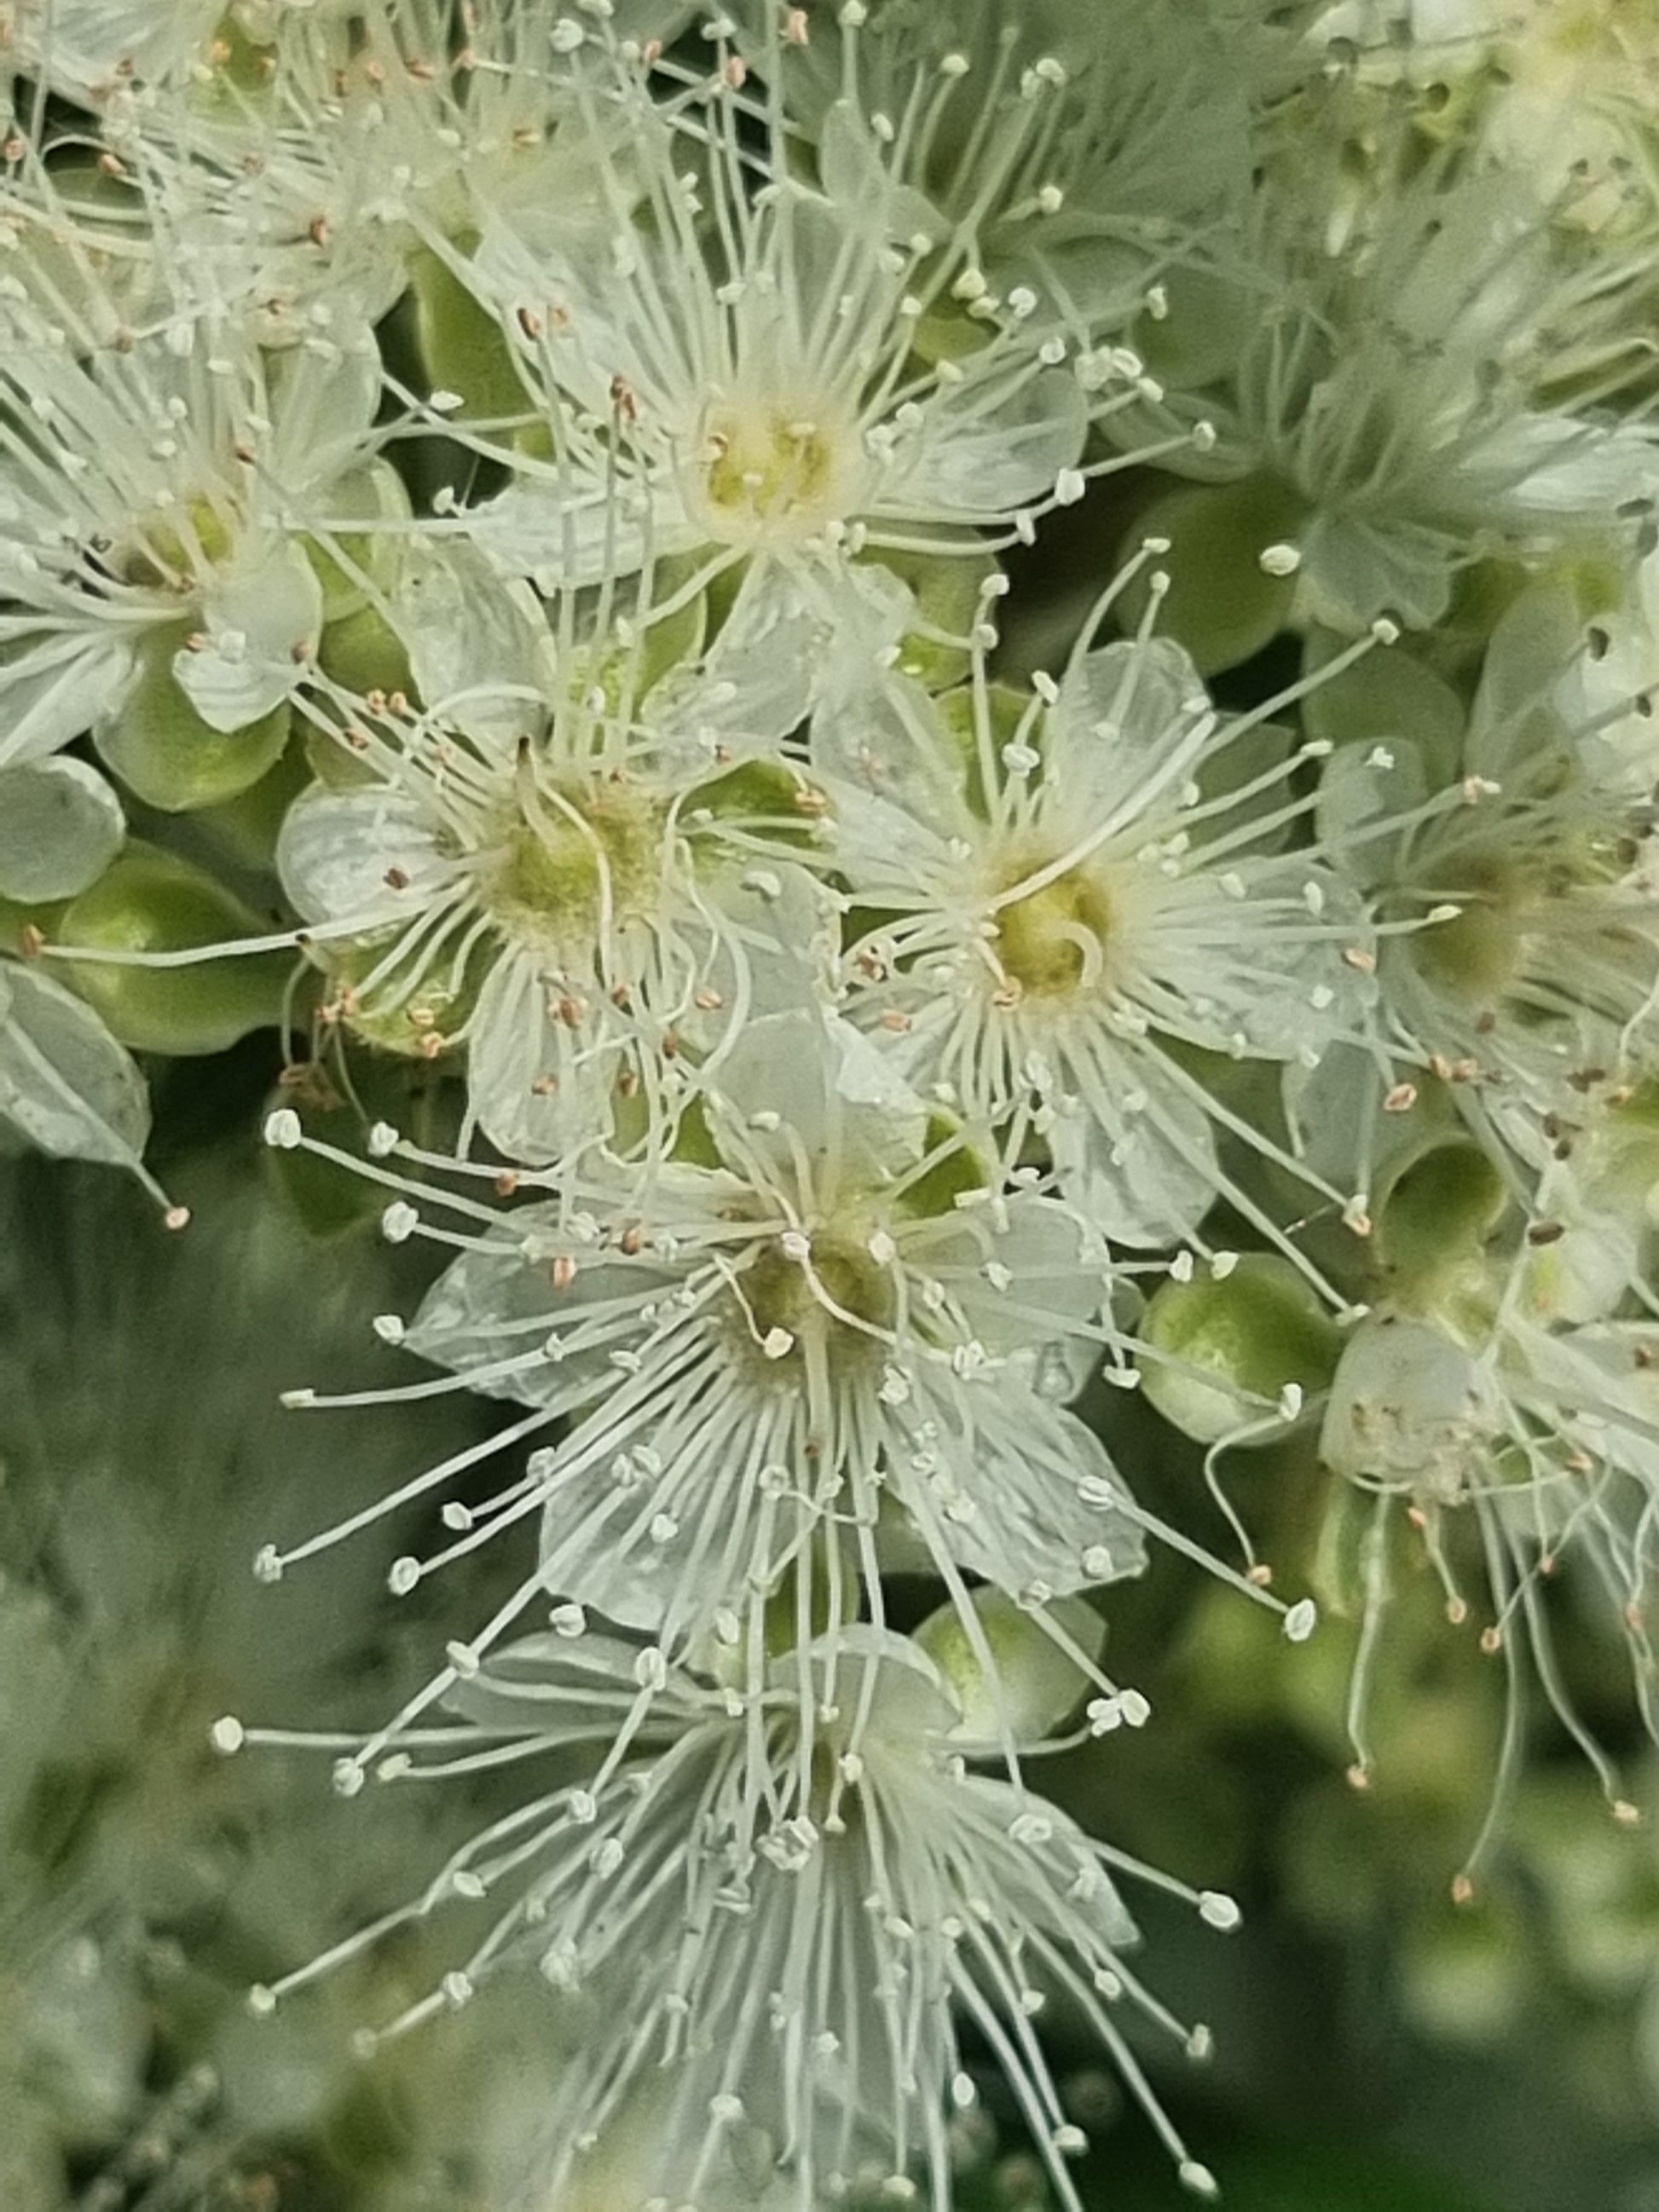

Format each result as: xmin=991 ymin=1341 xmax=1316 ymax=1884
xmin=738 ymin=1230 xmax=897 ymax=1369
xmin=485 ymin=783 xmax=662 ymax=948
xmin=993 ymin=862 xmax=1115 ymax=999
xmin=699 ymin=405 xmax=844 ymax=543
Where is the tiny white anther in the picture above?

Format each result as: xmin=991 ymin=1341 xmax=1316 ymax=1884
xmin=1282 ymin=1597 xmax=1318 ymax=1643
xmin=210 ymin=1716 xmax=246 ymax=1755
xmin=1259 ymin=541 xmax=1302 ymax=577
xmin=1054 ymin=467 xmax=1086 ymax=506
xmin=263 ymin=1108 xmax=302 ymax=1149
xmin=381 ymin=1201 xmax=418 ymax=1244
xmin=1199 ymin=1891 xmax=1242 ymax=1931
xmin=372 ymin=1313 xmax=405 ymax=1344
xmin=368 ymin=1120 xmax=401 ymax=1156
xmin=550 ymin=1603 xmax=587 ymax=1638
xmin=388 ymin=1556 xmax=421 ymax=1597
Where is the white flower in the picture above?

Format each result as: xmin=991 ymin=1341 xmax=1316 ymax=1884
xmin=234 ymin=1615 xmax=1231 ymax=2210
xmin=0 ymin=283 xmax=390 ymax=778
xmin=1309 ymin=0 xmax=1659 ymax=234
xmin=1318 ymin=624 xmax=1659 ymax=1172
xmin=442 ymin=13 xmax=1199 ymax=687
xmin=1314 ymin=1159 xmax=1659 ymax=1868
xmin=258 ymin=1007 xmax=1147 ymax=1737
xmin=814 ymin=588 xmax=1376 ymax=1256
xmin=278 ymin=553 xmax=841 ymax=1165
xmin=1194 ymin=153 xmax=1659 ymax=631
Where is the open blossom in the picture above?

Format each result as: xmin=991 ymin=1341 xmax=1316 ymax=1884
xmin=1176 ymin=141 xmax=1659 ymax=632
xmin=435 ymin=7 xmax=1201 ymax=695
xmin=1317 ymin=610 xmax=1659 ymax=1178
xmin=228 ymin=1612 xmax=1237 ymax=2209
xmin=276 ymin=545 xmax=849 ymax=1165
xmin=814 ymin=582 xmax=1379 ymax=1256
xmin=257 ymin=1005 xmax=1153 ymax=1763
xmin=0 ymin=275 xmax=392 ymax=792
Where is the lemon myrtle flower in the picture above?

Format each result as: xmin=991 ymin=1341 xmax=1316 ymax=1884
xmin=228 ymin=1608 xmax=1237 ymax=2209
xmin=1166 ymin=150 xmax=1659 ymax=633
xmin=814 ymin=580 xmax=1381 ymax=1256
xmin=256 ymin=1006 xmax=1154 ymax=1776
xmin=1316 ymin=618 xmax=1659 ymax=1180
xmin=439 ymin=8 xmax=1201 ymax=691
xmin=0 ymin=283 xmax=393 ymax=804
xmin=275 ymin=549 xmax=849 ymax=1166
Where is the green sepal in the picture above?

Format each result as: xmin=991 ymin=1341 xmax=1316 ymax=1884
xmin=95 ymin=627 xmax=292 ymax=812
xmin=865 ymin=546 xmax=1002 ymax=693
xmin=1134 ymin=266 xmax=1257 ymax=390
xmin=1302 ymin=628 xmax=1466 ymax=759
xmin=1373 ymin=1138 xmax=1508 ymax=1320
xmin=409 ymin=240 xmax=533 ymax=427
xmin=316 ymin=599 xmax=418 ymax=702
xmin=57 ymin=844 xmax=292 ymax=1055
xmin=1141 ymin=1252 xmax=1342 ymax=1445
xmin=896 ymin=1113 xmax=993 ymax=1221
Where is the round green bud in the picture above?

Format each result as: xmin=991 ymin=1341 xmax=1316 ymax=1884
xmin=57 ymin=845 xmax=292 ymax=1055
xmin=1141 ymin=1253 xmax=1342 ymax=1445
xmin=914 ymin=1588 xmax=1106 ymax=1746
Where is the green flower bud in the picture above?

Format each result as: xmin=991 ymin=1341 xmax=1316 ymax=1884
xmin=57 ymin=846 xmax=291 ymax=1055
xmin=914 ymin=1588 xmax=1106 ymax=1745
xmin=409 ymin=241 xmax=531 ymax=426
xmin=1141 ymin=1254 xmax=1342 ymax=1445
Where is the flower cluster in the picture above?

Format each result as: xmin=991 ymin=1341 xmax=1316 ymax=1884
xmin=6 ymin=0 xmax=1659 ymax=2204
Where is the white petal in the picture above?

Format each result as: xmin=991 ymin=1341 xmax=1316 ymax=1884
xmin=0 ymin=631 xmax=137 ymax=767
xmin=0 ymin=963 xmax=150 ymax=1170
xmin=888 ymin=366 xmax=1087 ymax=517
xmin=472 ymin=471 xmax=697 ymax=590
xmin=277 ymin=783 xmax=459 ymax=925
xmin=468 ymin=956 xmax=619 ymax=1168
xmin=174 ymin=543 xmax=321 ymax=732
xmin=0 ymin=757 xmax=124 ymax=902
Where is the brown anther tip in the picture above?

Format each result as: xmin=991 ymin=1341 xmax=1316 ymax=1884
xmin=494 ymin=1171 xmax=520 ymax=1197
xmin=308 ymin=215 xmax=331 ymax=248
xmin=1340 ymin=945 xmax=1376 ymax=973
xmin=1526 ymin=1221 xmax=1565 ymax=1246
xmin=1383 ymin=1083 xmax=1417 ymax=1112
xmin=1246 ymin=1564 xmax=1273 ymax=1587
xmin=1479 ymin=1626 xmax=1502 ymax=1655
xmin=1406 ymin=1505 xmax=1427 ymax=1529
xmin=1446 ymin=1598 xmax=1468 ymax=1626
xmin=1451 ymin=1873 xmax=1475 ymax=1907
xmin=1344 ymin=1764 xmax=1370 ymax=1793
xmin=552 ymin=1256 xmax=578 ymax=1291
xmin=384 ymin=867 xmax=410 ymax=890
xmin=19 ymin=923 xmax=44 ymax=960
